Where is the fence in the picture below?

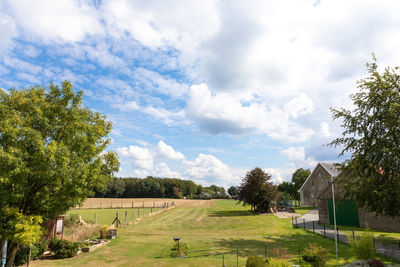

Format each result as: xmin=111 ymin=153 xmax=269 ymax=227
xmin=291 ymin=216 xmax=400 ymax=261
xmin=73 ymin=200 xmax=175 ymax=210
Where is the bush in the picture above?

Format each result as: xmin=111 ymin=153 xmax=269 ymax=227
xmin=267 ymin=258 xmax=291 ymax=267
xmin=100 ymin=225 xmax=109 ymax=239
xmin=352 ymin=232 xmax=375 ymax=260
xmin=49 ymin=237 xmax=79 ymax=259
xmin=368 ymin=259 xmax=384 ymax=267
xmin=64 ymin=213 xmax=80 ymax=227
xmin=246 ymin=255 xmax=266 ymax=267
xmin=14 ymin=240 xmax=48 ymax=266
xmin=302 ymin=243 xmax=328 ymax=267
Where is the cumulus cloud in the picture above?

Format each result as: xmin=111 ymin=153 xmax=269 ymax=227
xmin=6 ymin=0 xmax=103 ymax=42
xmin=117 ymin=145 xmax=153 ymax=170
xmin=157 ymin=140 xmax=185 ymax=160
xmin=154 ymin=162 xmax=182 ymax=178
xmin=281 ymin=147 xmax=317 ymax=169
xmin=183 ymin=153 xmax=233 ymax=186
xmin=187 ymin=84 xmax=315 ymax=142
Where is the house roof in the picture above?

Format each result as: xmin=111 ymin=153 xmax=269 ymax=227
xmin=298 ymin=162 xmax=341 ymax=192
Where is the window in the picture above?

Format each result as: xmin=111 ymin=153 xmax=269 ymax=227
xmin=312 ymin=181 xmax=315 ymax=186
xmin=319 ymin=172 xmax=322 ymax=178
xmin=311 ymin=193 xmax=315 ymax=198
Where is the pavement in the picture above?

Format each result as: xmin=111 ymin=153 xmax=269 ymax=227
xmin=293 ymin=209 xmax=400 ymax=261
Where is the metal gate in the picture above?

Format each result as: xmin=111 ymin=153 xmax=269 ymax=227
xmin=328 ymin=199 xmax=360 ymax=227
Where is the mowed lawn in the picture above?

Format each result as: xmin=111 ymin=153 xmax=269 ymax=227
xmin=32 ymin=200 xmax=397 ymax=267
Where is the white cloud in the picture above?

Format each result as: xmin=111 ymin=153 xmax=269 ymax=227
xmin=133 ymin=68 xmax=189 ymax=98
xmin=183 ymin=153 xmax=233 ymax=186
xmin=0 ymin=12 xmax=17 ymax=53
xmin=7 ymin=0 xmax=103 ymax=42
xmin=157 ymin=140 xmax=185 ymax=160
xmin=117 ymin=145 xmax=153 ymax=170
xmin=154 ymin=162 xmax=182 ymax=178
xmin=281 ymin=147 xmax=317 ymax=169
xmin=187 ymin=84 xmax=315 ymax=142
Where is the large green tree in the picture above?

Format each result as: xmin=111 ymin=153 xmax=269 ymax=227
xmin=277 ymin=168 xmax=310 ymax=201
xmin=330 ymin=57 xmax=400 ymax=218
xmin=0 ymin=81 xmax=119 ymax=266
xmin=237 ymin=168 xmax=277 ymax=213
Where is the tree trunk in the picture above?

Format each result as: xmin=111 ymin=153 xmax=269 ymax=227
xmin=6 ymin=242 xmax=19 ymax=267
xmin=27 ymin=247 xmax=31 ymax=267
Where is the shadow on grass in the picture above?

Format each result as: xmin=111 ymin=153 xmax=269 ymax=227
xmin=209 ymin=232 xmax=358 ymax=263
xmin=208 ymin=210 xmax=254 ymax=217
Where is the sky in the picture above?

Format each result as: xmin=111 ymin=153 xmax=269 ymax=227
xmin=1 ymin=0 xmax=400 ymax=188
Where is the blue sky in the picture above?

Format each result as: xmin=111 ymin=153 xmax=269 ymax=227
xmin=1 ymin=0 xmax=400 ymax=187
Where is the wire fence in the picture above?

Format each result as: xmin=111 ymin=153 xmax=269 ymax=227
xmin=291 ymin=216 xmax=400 ymax=261
xmin=72 ymin=200 xmax=175 ymax=210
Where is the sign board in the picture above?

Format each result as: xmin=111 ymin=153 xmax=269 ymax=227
xmin=56 ymin=219 xmax=63 ymax=234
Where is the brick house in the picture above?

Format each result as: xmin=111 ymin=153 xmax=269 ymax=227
xmin=298 ymin=162 xmax=340 ymax=207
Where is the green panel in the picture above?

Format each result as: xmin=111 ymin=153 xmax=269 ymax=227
xmin=328 ymin=199 xmax=360 ymax=227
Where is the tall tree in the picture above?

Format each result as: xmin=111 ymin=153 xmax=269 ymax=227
xmin=330 ymin=56 xmax=400 ymax=217
xmin=237 ymin=168 xmax=277 ymax=213
xmin=227 ymin=186 xmax=239 ymax=197
xmin=277 ymin=168 xmax=310 ymax=201
xmin=0 ymin=81 xmax=119 ymax=266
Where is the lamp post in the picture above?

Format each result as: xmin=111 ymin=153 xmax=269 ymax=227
xmin=331 ymin=176 xmax=339 ymax=266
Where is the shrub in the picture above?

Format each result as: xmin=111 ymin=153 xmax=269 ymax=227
xmin=100 ymin=225 xmax=109 ymax=239
xmin=49 ymin=237 xmax=79 ymax=259
xmin=64 ymin=213 xmax=80 ymax=227
xmin=353 ymin=232 xmax=375 ymax=260
xmin=270 ymin=248 xmax=292 ymax=259
xmin=246 ymin=255 xmax=266 ymax=267
xmin=14 ymin=240 xmax=48 ymax=266
xmin=302 ymin=243 xmax=328 ymax=267
xmin=267 ymin=258 xmax=291 ymax=267
xmin=368 ymin=259 xmax=384 ymax=267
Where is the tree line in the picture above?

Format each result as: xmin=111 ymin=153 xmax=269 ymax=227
xmin=93 ymin=176 xmax=230 ymax=199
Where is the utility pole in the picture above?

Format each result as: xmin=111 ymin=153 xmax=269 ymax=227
xmin=331 ymin=176 xmax=339 ymax=267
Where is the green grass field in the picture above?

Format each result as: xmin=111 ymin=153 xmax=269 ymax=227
xmin=32 ymin=200 xmax=398 ymax=267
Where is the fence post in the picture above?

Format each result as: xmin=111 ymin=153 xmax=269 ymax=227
xmin=116 ymin=212 xmax=119 ymax=228
xmin=132 ymin=209 xmax=134 ymax=221
xmin=298 ymin=245 xmax=301 ymax=265
xmin=222 ymin=253 xmax=224 ymax=267
xmin=323 ymin=224 xmax=326 ymax=237
xmin=337 ymin=227 xmax=339 ymax=242
xmin=111 ymin=202 xmax=112 ymax=208
xmin=95 ymin=213 xmax=97 ymax=225
xmin=352 ymin=229 xmax=355 ymax=245
xmin=295 ymin=217 xmax=297 ymax=227
xmin=132 ymin=201 xmax=134 ymax=208
xmin=264 ymin=243 xmax=267 ymax=260
xmin=303 ymin=219 xmax=305 ymax=230
xmin=125 ymin=210 xmax=127 ymax=225
xmin=237 ymin=248 xmax=239 ymax=267
xmin=138 ymin=208 xmax=140 ymax=218
xmin=100 ymin=203 xmax=102 ymax=209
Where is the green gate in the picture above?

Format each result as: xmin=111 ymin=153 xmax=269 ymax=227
xmin=328 ymin=199 xmax=360 ymax=227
